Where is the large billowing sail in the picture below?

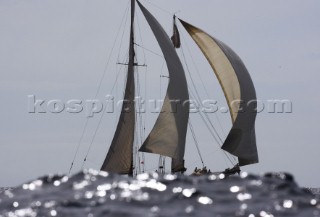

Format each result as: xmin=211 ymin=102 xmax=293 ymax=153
xmin=180 ymin=20 xmax=258 ymax=166
xmin=100 ymin=0 xmax=136 ymax=174
xmin=137 ymin=2 xmax=189 ymax=163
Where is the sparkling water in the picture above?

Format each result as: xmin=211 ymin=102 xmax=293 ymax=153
xmin=0 ymin=170 xmax=319 ymax=217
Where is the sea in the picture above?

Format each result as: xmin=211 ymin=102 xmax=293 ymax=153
xmin=0 ymin=170 xmax=319 ymax=217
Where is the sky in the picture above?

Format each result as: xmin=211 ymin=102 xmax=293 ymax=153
xmin=0 ymin=0 xmax=320 ymax=187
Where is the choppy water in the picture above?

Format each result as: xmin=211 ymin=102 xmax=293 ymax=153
xmin=0 ymin=170 xmax=319 ymax=217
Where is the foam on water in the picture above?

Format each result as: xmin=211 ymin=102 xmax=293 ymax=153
xmin=0 ymin=170 xmax=319 ymax=217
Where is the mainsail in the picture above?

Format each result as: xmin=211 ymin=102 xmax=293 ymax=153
xmin=137 ymin=2 xmax=190 ymax=167
xmin=100 ymin=0 xmax=136 ymax=174
xmin=180 ymin=20 xmax=258 ymax=166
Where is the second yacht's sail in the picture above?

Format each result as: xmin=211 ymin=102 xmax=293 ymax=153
xmin=137 ymin=1 xmax=189 ymax=164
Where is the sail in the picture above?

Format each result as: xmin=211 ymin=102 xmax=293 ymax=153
xmin=180 ymin=20 xmax=258 ymax=166
xmin=171 ymin=15 xmax=181 ymax=48
xmin=137 ymin=1 xmax=189 ymax=162
xmin=171 ymin=159 xmax=186 ymax=173
xmin=100 ymin=0 xmax=135 ymax=174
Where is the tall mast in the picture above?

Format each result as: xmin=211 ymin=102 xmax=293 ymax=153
xmin=100 ymin=0 xmax=136 ymax=175
xmin=128 ymin=0 xmax=136 ymax=175
xmin=130 ymin=0 xmax=135 ymax=52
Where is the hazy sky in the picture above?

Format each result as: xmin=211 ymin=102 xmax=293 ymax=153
xmin=0 ymin=0 xmax=319 ymax=187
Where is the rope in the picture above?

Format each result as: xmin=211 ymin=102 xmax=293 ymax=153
xmin=117 ymin=3 xmax=130 ymax=63
xmin=79 ymin=59 xmax=128 ymax=170
xmin=136 ymin=13 xmax=147 ymax=173
xmin=188 ymin=121 xmax=204 ymax=167
xmin=179 ymin=47 xmax=224 ymax=143
xmin=143 ymin=0 xmax=173 ymax=16
xmin=134 ymin=43 xmax=163 ymax=58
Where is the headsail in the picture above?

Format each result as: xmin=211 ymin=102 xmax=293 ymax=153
xmin=137 ymin=1 xmax=189 ymax=165
xmin=180 ymin=19 xmax=258 ymax=166
xmin=100 ymin=0 xmax=136 ymax=174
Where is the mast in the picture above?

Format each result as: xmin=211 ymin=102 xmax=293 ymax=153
xmin=100 ymin=0 xmax=136 ymax=174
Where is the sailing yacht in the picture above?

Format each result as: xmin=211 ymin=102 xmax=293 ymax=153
xmin=73 ymin=0 xmax=258 ymax=176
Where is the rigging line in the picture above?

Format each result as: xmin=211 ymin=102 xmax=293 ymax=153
xmin=80 ymin=107 xmax=105 ymax=169
xmin=179 ymin=47 xmax=203 ymax=104
xmin=179 ymin=29 xmax=210 ymax=98
xmin=122 ymin=56 xmax=130 ymax=95
xmin=159 ymin=61 xmax=165 ymax=101
xmin=180 ymin=46 xmax=237 ymax=164
xmin=188 ymin=121 xmax=205 ymax=168
xmin=202 ymin=111 xmax=223 ymax=144
xmin=137 ymin=147 xmax=141 ymax=174
xmin=117 ymin=2 xmax=131 ymax=63
xmin=80 ymin=3 xmax=130 ymax=169
xmin=180 ymin=29 xmax=227 ymax=137
xmin=134 ymin=113 xmax=139 ymax=174
xmin=188 ymin=90 xmax=235 ymax=165
xmin=134 ymin=59 xmax=143 ymax=173
xmin=81 ymin=52 xmax=128 ymax=166
xmin=136 ymin=63 xmax=144 ymax=147
xmin=81 ymin=65 xmax=127 ymax=169
xmin=112 ymin=57 xmax=129 ymax=130
xmin=84 ymin=47 xmax=136 ymax=171
xmin=134 ymin=11 xmax=148 ymax=171
xmin=81 ymin=55 xmax=129 ymax=170
xmin=188 ymin=149 xmax=221 ymax=170
xmin=135 ymin=14 xmax=147 ymax=173
xmin=198 ymin=111 xmax=235 ymax=165
xmin=142 ymin=67 xmax=147 ymax=141
xmin=133 ymin=60 xmax=141 ymax=175
xmin=201 ymin=110 xmax=236 ymax=162
xmin=110 ymin=58 xmax=128 ymax=96
xmin=180 ymin=45 xmax=224 ymax=144
xmin=141 ymin=152 xmax=145 ymax=172
xmin=68 ymin=2 xmax=130 ymax=175
xmin=134 ymin=43 xmax=163 ymax=58
xmin=135 ymin=64 xmax=146 ymax=172
xmin=188 ymin=90 xmax=220 ymax=146
xmin=140 ymin=66 xmax=147 ymax=172
xmin=179 ymin=46 xmax=224 ymax=144
xmin=201 ymin=113 xmax=236 ymax=163
xmin=136 ymin=11 xmax=147 ymax=64
xmin=186 ymin=84 xmax=222 ymax=149
xmin=143 ymin=0 xmax=172 ymax=16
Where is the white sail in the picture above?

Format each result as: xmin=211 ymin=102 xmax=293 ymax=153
xmin=100 ymin=0 xmax=136 ymax=174
xmin=180 ymin=20 xmax=258 ymax=166
xmin=137 ymin=1 xmax=189 ymax=162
